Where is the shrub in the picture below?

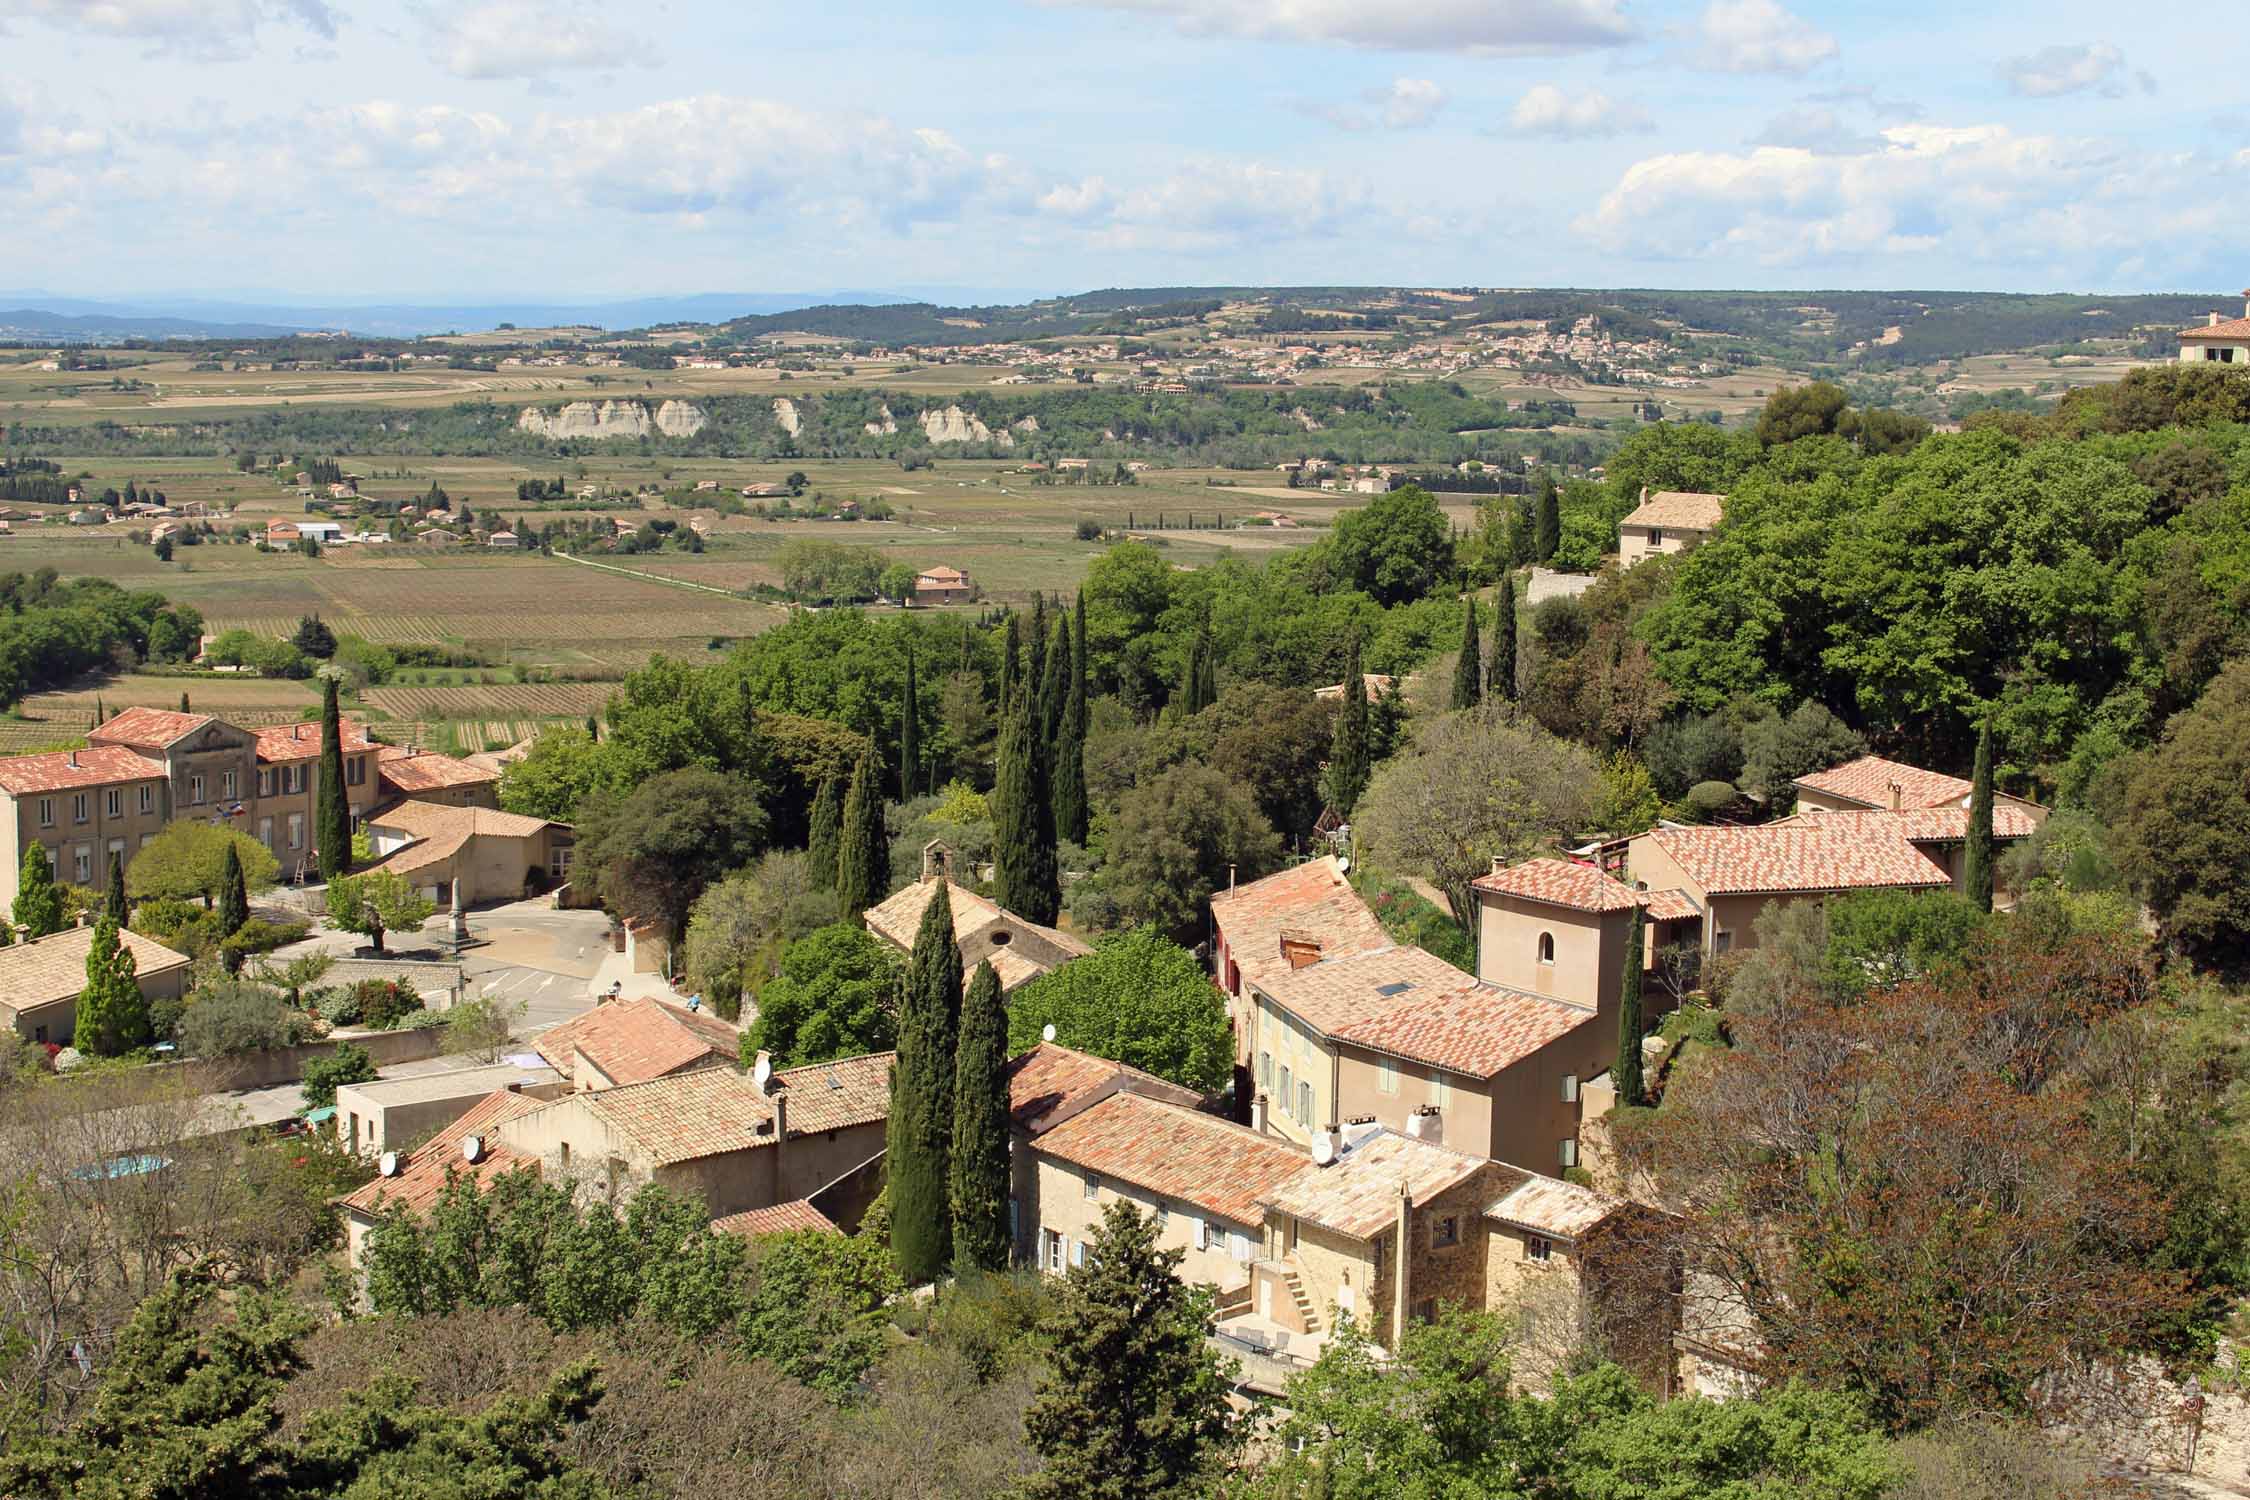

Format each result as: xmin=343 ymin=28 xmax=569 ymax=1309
xmin=220 ymin=917 xmax=309 ymax=963
xmin=348 ymin=978 xmax=422 ymax=1031
xmin=301 ymin=1043 xmax=377 ymax=1109
xmin=176 ymin=981 xmax=306 ymax=1057
xmin=1680 ymin=780 xmax=1741 ymax=822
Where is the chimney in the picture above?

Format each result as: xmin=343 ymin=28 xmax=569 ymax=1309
xmin=1888 ymin=780 xmax=1903 ymax=811
xmin=1406 ymin=1104 xmax=1443 ymax=1146
xmin=1250 ymin=1091 xmax=1267 ymax=1134
xmin=2213 ymin=312 xmax=2224 ymax=328
xmin=1639 ymin=485 xmax=1649 ymax=505
xmin=66 ymin=750 xmax=77 ymax=768
xmin=770 ymin=1084 xmax=789 ymax=1191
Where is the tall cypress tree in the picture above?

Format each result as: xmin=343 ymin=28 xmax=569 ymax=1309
xmin=890 ymin=880 xmax=962 ymax=1284
xmin=1056 ymin=596 xmax=1090 ymax=846
xmin=1177 ymin=632 xmax=1204 ymax=718
xmin=1452 ymin=597 xmax=1482 ymax=711
xmin=950 ymin=959 xmax=1011 ymax=1273
xmin=104 ymin=852 xmax=128 ymax=926
xmin=900 ymin=640 xmax=922 ymax=802
xmin=314 ymin=676 xmax=349 ymax=880
xmin=1026 ymin=595 xmax=1048 ymax=704
xmin=75 ymin=914 xmax=148 ymax=1058
xmin=993 ymin=670 xmax=1059 ymax=924
xmin=1534 ymin=472 xmax=1561 ymax=563
xmin=216 ymin=843 xmax=248 ymax=939
xmin=1324 ymin=635 xmax=1370 ymax=816
xmin=13 ymin=846 xmax=63 ymax=941
xmin=1195 ymin=619 xmax=1217 ymax=713
xmin=837 ymin=746 xmax=888 ymax=916
xmin=807 ymin=774 xmax=843 ymax=889
xmin=1615 ymin=902 xmax=1646 ymax=1108
xmin=1489 ymin=572 xmax=1518 ymax=702
xmin=1001 ymin=613 xmax=1021 ymax=712
xmin=1038 ymin=616 xmax=1070 ymax=760
xmin=1964 ymin=714 xmax=1995 ymax=913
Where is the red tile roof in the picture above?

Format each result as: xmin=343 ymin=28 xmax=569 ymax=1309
xmin=1034 ymin=1092 xmax=1307 ymax=1227
xmin=583 ymin=1051 xmax=894 ymax=1166
xmin=1794 ymin=754 xmax=1971 ymax=811
xmin=252 ymin=717 xmax=379 ymax=763
xmin=1471 ymin=857 xmax=1639 ymax=913
xmin=1485 ymin=1171 xmax=1622 ymax=1241
xmin=1639 ymin=888 xmax=1703 ymax=922
xmin=1262 ymin=1130 xmax=1490 ymax=1240
xmin=532 ymin=996 xmax=738 ymax=1087
xmin=1005 ymin=1041 xmax=1203 ymax=1135
xmin=1621 ymin=489 xmax=1726 ymax=531
xmin=1789 ymin=804 xmax=2038 ymax=842
xmin=337 ymin=1087 xmax=549 ymax=1218
xmin=1210 ymin=856 xmax=1390 ymax=988
xmin=713 ymin=1200 xmax=840 ymax=1236
xmin=773 ymin=1050 xmax=895 ymax=1135
xmin=1644 ymin=824 xmax=1949 ymax=897
xmin=2180 ymin=317 xmax=2250 ymax=341
xmin=376 ymin=745 xmax=501 ymax=794
xmin=87 ymin=706 xmax=212 ymax=750
xmin=1254 ymin=944 xmax=1594 ymax=1078
xmin=0 ymin=744 xmax=167 ymax=795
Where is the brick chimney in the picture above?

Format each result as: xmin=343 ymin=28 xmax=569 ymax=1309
xmin=1888 ymin=780 xmax=1904 ymax=811
xmin=66 ymin=750 xmax=77 ymax=768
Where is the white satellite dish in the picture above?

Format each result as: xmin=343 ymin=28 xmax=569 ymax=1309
xmin=752 ymin=1053 xmax=773 ymax=1092
xmin=461 ymin=1134 xmax=485 ymax=1164
xmin=1041 ymin=1023 xmax=1057 ymax=1043
xmin=378 ymin=1151 xmax=400 ymax=1177
xmin=1336 ymin=855 xmax=1351 ymax=874
xmin=1310 ymin=1131 xmax=1336 ymax=1167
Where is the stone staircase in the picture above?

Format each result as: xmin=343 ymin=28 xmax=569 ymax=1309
xmin=1283 ymin=1268 xmax=1319 ymax=1334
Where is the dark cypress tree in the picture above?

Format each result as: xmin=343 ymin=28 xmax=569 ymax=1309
xmin=216 ymin=843 xmax=248 ymax=939
xmin=1534 ymin=472 xmax=1561 ymax=563
xmin=837 ymin=746 xmax=888 ymax=916
xmin=178 ymin=691 xmax=190 ymax=714
xmin=1038 ymin=615 xmax=1069 ymax=761
xmin=1452 ymin=597 xmax=1482 ymax=711
xmin=890 ymin=880 xmax=962 ymax=1284
xmin=1615 ymin=901 xmax=1646 ymax=1107
xmin=75 ymin=915 xmax=148 ymax=1058
xmin=950 ymin=959 xmax=1011 ymax=1273
xmin=1001 ymin=612 xmax=1021 ymax=712
xmin=1177 ymin=631 xmax=1204 ymax=717
xmin=993 ymin=669 xmax=1059 ymax=924
xmin=104 ymin=851 xmax=128 ymax=926
xmin=93 ymin=696 xmax=105 ymax=725
xmin=314 ymin=677 xmax=349 ymax=880
xmin=807 ymin=775 xmax=843 ymax=890
xmin=1965 ymin=714 xmax=1995 ymax=913
xmin=1489 ymin=572 xmax=1518 ymax=702
xmin=1323 ymin=635 xmax=1370 ymax=816
xmin=900 ymin=640 xmax=922 ymax=801
xmin=1056 ymin=595 xmax=1090 ymax=846
xmin=1026 ymin=595 xmax=1048 ymax=703
xmin=1195 ymin=618 xmax=1217 ymax=713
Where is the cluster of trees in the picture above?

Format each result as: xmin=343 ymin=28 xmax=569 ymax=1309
xmin=0 ymin=570 xmax=205 ymax=709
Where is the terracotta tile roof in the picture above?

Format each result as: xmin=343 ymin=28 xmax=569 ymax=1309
xmin=584 ymin=1051 xmax=895 ymax=1166
xmin=1034 ymin=1092 xmax=1306 ymax=1227
xmin=1471 ymin=857 xmax=1639 ymax=913
xmin=532 ymin=997 xmax=739 ymax=1087
xmin=1793 ymin=754 xmax=1970 ymax=811
xmin=337 ymin=1088 xmax=549 ymax=1218
xmin=863 ymin=877 xmax=1090 ymax=966
xmin=1622 ymin=490 xmax=1726 ymax=531
xmin=1639 ymin=888 xmax=1703 ymax=922
xmin=0 ymin=744 xmax=167 ymax=795
xmin=376 ymin=745 xmax=501 ymax=795
xmin=87 ymin=706 xmax=212 ymax=749
xmin=1210 ymin=856 xmax=1390 ymax=989
xmin=772 ymin=1050 xmax=895 ymax=1135
xmin=2180 ymin=317 xmax=2250 ymax=341
xmin=251 ymin=717 xmax=379 ymax=763
xmin=1005 ymin=1041 xmax=1203 ymax=1135
xmin=367 ymin=828 xmax=472 ymax=877
xmin=1644 ymin=824 xmax=1949 ymax=897
xmin=1788 ymin=804 xmax=2037 ymax=842
xmin=714 ymin=1200 xmax=839 ymax=1236
xmin=916 ymin=566 xmax=968 ymax=583
xmin=1262 ymin=1130 xmax=1489 ymax=1240
xmin=0 ymin=926 xmax=190 ymax=1016
xmin=1485 ymin=1170 xmax=1621 ymax=1241
xmin=367 ymin=798 xmax=557 ymax=841
xmin=1254 ymin=944 xmax=1591 ymax=1078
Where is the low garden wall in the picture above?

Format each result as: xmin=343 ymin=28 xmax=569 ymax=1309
xmin=167 ymin=1025 xmax=448 ymax=1094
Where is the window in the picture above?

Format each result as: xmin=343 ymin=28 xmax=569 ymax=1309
xmin=1230 ymin=1230 xmax=1252 ymax=1263
xmin=138 ymin=785 xmax=152 ymax=814
xmin=1298 ymin=1079 xmax=1313 ymax=1126
xmin=71 ymin=794 xmax=87 ymax=824
xmin=104 ymin=789 xmax=120 ymax=819
xmin=1279 ymin=1064 xmax=1292 ymax=1116
xmin=72 ymin=845 xmax=90 ymax=883
xmin=36 ymin=797 xmax=52 ymax=828
xmin=559 ymin=1141 xmax=571 ymax=1168
xmin=1526 ymin=1235 xmax=1553 ymax=1263
xmin=346 ymin=755 xmax=365 ymax=786
xmin=1040 ymin=1229 xmax=1062 ymax=1271
xmin=1648 ymin=527 xmax=1665 ymax=546
xmin=1377 ymin=1057 xmax=1398 ymax=1095
xmin=220 ymin=770 xmax=236 ymax=800
xmin=1153 ymin=1202 xmax=1168 ymax=1231
xmin=1559 ymin=1138 xmax=1579 ymax=1170
xmin=549 ymin=846 xmax=573 ymax=878
xmin=1413 ymin=1298 xmax=1437 ymax=1324
xmin=1082 ymin=1173 xmax=1099 ymax=1201
xmin=1428 ymin=1070 xmax=1449 ymax=1109
xmin=1536 ymin=931 xmax=1555 ymax=964
xmin=1070 ymin=1239 xmax=1086 ymax=1269
xmin=287 ymin=813 xmax=304 ymax=850
xmin=257 ymin=768 xmax=274 ymax=797
xmin=258 ymin=817 xmax=275 ymax=850
xmin=188 ymin=775 xmax=204 ymax=806
xmin=138 ymin=833 xmax=154 ymax=849
xmin=1431 ymin=1215 xmax=1459 ymax=1248
xmin=1259 ymin=1051 xmax=1273 ymax=1092
xmin=1190 ymin=1215 xmax=1208 ymax=1251
xmin=1713 ymin=930 xmax=1732 ymax=956
xmin=1561 ymin=1074 xmax=1579 ymax=1104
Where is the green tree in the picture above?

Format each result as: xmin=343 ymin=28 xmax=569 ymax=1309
xmin=738 ymin=1229 xmax=902 ymax=1398
xmin=1056 ymin=592 xmax=1090 ymax=845
xmin=743 ymin=921 xmax=900 ymax=1066
xmin=1083 ymin=763 xmax=1280 ymax=943
xmin=890 ymin=880 xmax=962 ymax=1284
xmin=301 ymin=1041 xmax=377 ymax=1109
xmin=836 ymin=745 xmax=889 ymax=916
xmin=324 ymin=869 xmax=437 ymax=955
xmin=1756 ymin=380 xmax=1850 ymax=445
xmin=576 ymin=767 xmax=771 ymax=941
xmin=1020 ymin=1198 xmax=1237 ymax=1500
xmin=682 ymin=851 xmax=840 ymax=1019
xmin=1740 ymin=701 xmax=1865 ymax=806
xmin=1490 ymin=571 xmax=1518 ymax=701
xmin=291 ymin=611 xmax=338 ymax=658
xmin=127 ymin=822 xmax=280 ymax=909
xmin=2120 ymin=658 xmax=2250 ymax=962
xmin=215 ymin=842 xmax=248 ymax=940
xmin=899 ymin=639 xmax=922 ymax=800
xmin=104 ymin=849 xmax=127 ymax=924
xmin=1616 ymin=901 xmax=1645 ymax=1106
xmin=1964 ymin=713 xmax=1995 ymax=913
xmin=1534 ymin=472 xmax=1561 ymax=562
xmin=992 ymin=667 xmax=1058 ymax=925
xmin=1323 ymin=633 xmax=1370 ymax=815
xmin=1451 ymin=596 xmax=1482 ymax=710
xmin=951 ymin=959 xmax=1011 ymax=1273
xmin=806 ymin=774 xmax=843 ymax=891
xmin=496 ymin=725 xmax=609 ymax=822
xmin=1329 ymin=485 xmax=1450 ymax=607
xmin=315 ymin=675 xmax=350 ymax=880
xmin=74 ymin=914 xmax=149 ymax=1056
xmin=14 ymin=845 xmax=64 ymax=940
xmin=1007 ymin=927 xmax=1234 ymax=1091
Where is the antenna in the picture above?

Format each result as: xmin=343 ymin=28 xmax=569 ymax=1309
xmin=1041 ymin=1023 xmax=1057 ymax=1042
xmin=378 ymin=1151 xmax=400 ymax=1177
xmin=461 ymin=1134 xmax=485 ymax=1164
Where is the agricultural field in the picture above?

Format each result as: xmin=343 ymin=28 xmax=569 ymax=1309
xmin=363 ymin=681 xmax=616 ymax=720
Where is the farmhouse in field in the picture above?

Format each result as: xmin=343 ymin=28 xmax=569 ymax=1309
xmin=1617 ymin=488 xmax=1726 ymax=567
xmin=911 ymin=564 xmax=974 ymax=606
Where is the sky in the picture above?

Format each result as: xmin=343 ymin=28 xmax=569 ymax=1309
xmin=0 ymin=0 xmax=2244 ymax=304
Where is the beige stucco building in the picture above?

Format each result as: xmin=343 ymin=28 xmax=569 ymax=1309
xmin=363 ymin=801 xmax=574 ymax=907
xmin=1617 ymin=489 xmax=1725 ymax=568
xmin=2179 ymin=298 xmax=2250 ymax=364
xmin=0 ymin=924 xmax=191 ymax=1045
xmin=333 ymin=1059 xmax=564 ymax=1157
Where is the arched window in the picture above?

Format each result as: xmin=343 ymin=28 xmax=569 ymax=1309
xmin=1536 ymin=932 xmax=1555 ymax=964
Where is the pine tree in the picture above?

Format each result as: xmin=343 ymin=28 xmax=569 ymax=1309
xmin=1964 ymin=713 xmax=1995 ymax=913
xmin=890 ymin=880 xmax=962 ymax=1284
xmin=1020 ymin=1199 xmax=1238 ymax=1500
xmin=104 ymin=852 xmax=128 ymax=926
xmin=1534 ymin=472 xmax=1561 ymax=563
xmin=1026 ymin=595 xmax=1048 ymax=703
xmin=1489 ymin=572 xmax=1518 ymax=702
xmin=75 ymin=915 xmax=148 ymax=1057
xmin=837 ymin=747 xmax=888 ymax=916
xmin=993 ymin=667 xmax=1059 ymax=924
xmin=314 ymin=677 xmax=349 ymax=881
xmin=14 ymin=846 xmax=64 ymax=941
xmin=900 ymin=640 xmax=922 ymax=801
xmin=217 ymin=843 xmax=248 ymax=939
xmin=1452 ymin=597 xmax=1482 ymax=710
xmin=1615 ymin=901 xmax=1646 ymax=1108
xmin=1056 ymin=595 xmax=1090 ymax=846
xmin=950 ymin=959 xmax=1011 ymax=1273
xmin=1324 ymin=636 xmax=1371 ymax=816
xmin=807 ymin=774 xmax=843 ymax=890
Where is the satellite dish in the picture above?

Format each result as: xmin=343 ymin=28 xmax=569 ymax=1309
xmin=1041 ymin=1023 xmax=1057 ymax=1043
xmin=1310 ymin=1131 xmax=1336 ymax=1167
xmin=461 ymin=1134 xmax=485 ymax=1164
xmin=752 ymin=1053 xmax=773 ymax=1091
xmin=378 ymin=1151 xmax=400 ymax=1177
xmin=1336 ymin=855 xmax=1351 ymax=874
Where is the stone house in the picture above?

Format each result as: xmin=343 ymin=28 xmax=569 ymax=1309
xmin=0 ymin=925 xmax=191 ymax=1046
xmin=2179 ymin=296 xmax=2250 ymax=365
xmin=864 ymin=873 xmax=1090 ymax=992
xmin=531 ymin=996 xmax=741 ymax=1092
xmin=1617 ymin=488 xmax=1726 ymax=568
xmin=362 ymin=800 xmax=573 ymax=908
xmin=910 ymin=565 xmax=974 ymax=606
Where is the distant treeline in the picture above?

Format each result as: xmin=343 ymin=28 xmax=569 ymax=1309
xmin=0 ymin=570 xmax=204 ymax=710
xmin=0 ymin=456 xmax=69 ymax=505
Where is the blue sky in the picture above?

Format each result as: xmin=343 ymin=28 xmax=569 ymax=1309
xmin=0 ymin=0 xmax=2242 ymax=302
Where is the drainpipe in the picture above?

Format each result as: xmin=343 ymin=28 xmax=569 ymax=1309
xmin=1393 ymin=1180 xmax=1412 ymax=1352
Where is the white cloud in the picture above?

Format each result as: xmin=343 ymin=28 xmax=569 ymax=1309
xmin=0 ymin=0 xmax=336 ymax=58
xmin=1689 ymin=0 xmax=1836 ymax=75
xmin=1753 ymin=105 xmax=1883 ymax=154
xmin=2000 ymin=43 xmax=2152 ymax=99
xmin=1300 ymin=77 xmax=1447 ymax=131
xmin=419 ymin=1 xmax=657 ymax=81
xmin=1045 ymin=159 xmax=1369 ymax=247
xmin=1036 ymin=0 xmax=1631 ymax=55
xmin=1507 ymin=83 xmax=1651 ymax=139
